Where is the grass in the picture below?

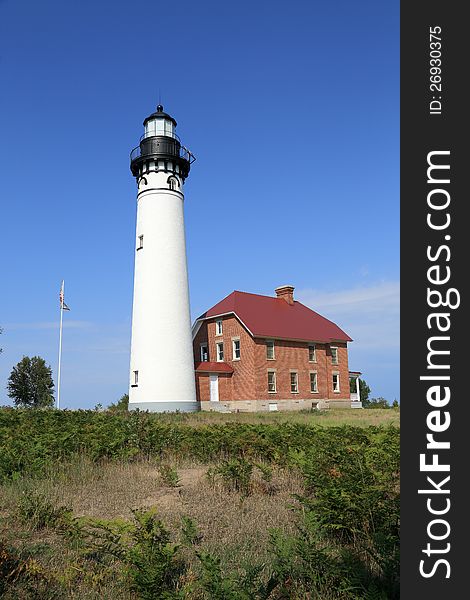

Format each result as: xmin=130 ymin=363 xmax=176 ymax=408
xmin=0 ymin=409 xmax=399 ymax=598
xmin=140 ymin=408 xmax=400 ymax=428
xmin=0 ymin=455 xmax=303 ymax=595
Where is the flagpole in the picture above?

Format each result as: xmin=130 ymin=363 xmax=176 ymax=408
xmin=57 ymin=280 xmax=64 ymax=410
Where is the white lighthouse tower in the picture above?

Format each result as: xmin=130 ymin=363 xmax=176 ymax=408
xmin=128 ymin=105 xmax=198 ymax=412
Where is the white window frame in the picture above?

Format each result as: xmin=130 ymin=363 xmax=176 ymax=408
xmin=290 ymin=371 xmax=299 ymax=393
xmin=308 ymin=343 xmax=316 ymax=362
xmin=332 ymin=371 xmax=340 ymax=393
xmin=267 ymin=370 xmax=277 ymax=393
xmin=232 ymin=338 xmax=240 ymax=361
xmin=200 ymin=343 xmax=208 ymax=362
xmin=216 ymin=342 xmax=224 ymax=362
xmin=215 ymin=319 xmax=223 ymax=336
xmin=310 ymin=371 xmax=318 ymax=393
xmin=331 ymin=346 xmax=339 ymax=365
xmin=266 ymin=340 xmax=275 ymax=360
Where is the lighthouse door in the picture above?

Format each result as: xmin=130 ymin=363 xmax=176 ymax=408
xmin=209 ymin=375 xmax=219 ymax=402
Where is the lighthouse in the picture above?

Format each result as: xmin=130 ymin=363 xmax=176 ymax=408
xmin=128 ymin=105 xmax=198 ymax=412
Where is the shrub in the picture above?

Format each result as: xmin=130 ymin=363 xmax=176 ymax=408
xmin=17 ymin=490 xmax=72 ymax=530
xmin=0 ymin=540 xmax=61 ymax=598
xmin=207 ymin=458 xmax=254 ymax=496
xmin=158 ymin=464 xmax=180 ymax=488
xmin=80 ymin=509 xmax=188 ymax=599
xmin=283 ymin=426 xmax=400 ymax=598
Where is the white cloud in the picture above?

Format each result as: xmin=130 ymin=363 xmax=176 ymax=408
xmin=296 ymin=281 xmax=400 ymax=350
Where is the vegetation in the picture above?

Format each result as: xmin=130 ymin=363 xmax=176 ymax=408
xmin=347 ymin=377 xmax=400 ymax=408
xmin=0 ymin=407 xmax=399 ymax=598
xmin=0 ymin=408 xmax=398 ymax=482
xmin=6 ymin=356 xmax=55 ymax=408
xmin=364 ymin=397 xmax=396 ymax=409
xmin=108 ymin=393 xmax=129 ymax=413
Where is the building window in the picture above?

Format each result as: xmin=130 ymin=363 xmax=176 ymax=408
xmin=200 ymin=343 xmax=208 ymax=362
xmin=266 ymin=340 xmax=275 ymax=360
xmin=232 ymin=338 xmax=240 ymax=360
xmin=290 ymin=371 xmax=298 ymax=393
xmin=331 ymin=346 xmax=339 ymax=365
xmin=215 ymin=319 xmax=223 ymax=336
xmin=168 ymin=176 xmax=178 ymax=190
xmin=308 ymin=343 xmax=316 ymax=362
xmin=131 ymin=370 xmax=139 ymax=387
xmin=333 ymin=372 xmax=340 ymax=393
xmin=216 ymin=342 xmax=224 ymax=362
xmin=137 ymin=235 xmax=144 ymax=250
xmin=268 ymin=370 xmax=277 ymax=393
xmin=310 ymin=371 xmax=318 ymax=393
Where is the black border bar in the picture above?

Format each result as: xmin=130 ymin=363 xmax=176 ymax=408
xmin=401 ymin=3 xmax=467 ymax=597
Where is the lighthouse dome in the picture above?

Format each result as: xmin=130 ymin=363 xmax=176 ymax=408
xmin=143 ymin=104 xmax=177 ymax=139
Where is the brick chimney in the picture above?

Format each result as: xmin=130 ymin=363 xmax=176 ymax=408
xmin=275 ymin=285 xmax=295 ymax=305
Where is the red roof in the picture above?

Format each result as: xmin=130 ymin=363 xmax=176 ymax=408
xmin=197 ymin=291 xmax=352 ymax=343
xmin=195 ymin=361 xmax=234 ymax=374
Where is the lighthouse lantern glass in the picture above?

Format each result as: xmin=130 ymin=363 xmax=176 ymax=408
xmin=144 ymin=118 xmax=175 ymax=139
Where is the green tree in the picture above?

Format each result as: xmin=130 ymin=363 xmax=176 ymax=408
xmin=7 ymin=356 xmax=54 ymax=408
xmin=365 ymin=397 xmax=390 ymax=409
xmin=108 ymin=393 xmax=129 ymax=412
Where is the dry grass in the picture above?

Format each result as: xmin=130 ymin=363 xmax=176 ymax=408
xmin=148 ymin=407 xmax=400 ymax=428
xmin=0 ymin=455 xmax=304 ymax=594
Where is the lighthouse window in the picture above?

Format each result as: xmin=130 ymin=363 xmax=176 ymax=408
xmin=168 ymin=176 xmax=179 ymax=190
xmin=216 ymin=342 xmax=224 ymax=362
xmin=137 ymin=235 xmax=144 ymax=250
xmin=164 ymin=120 xmax=174 ymax=137
xmin=132 ymin=370 xmax=139 ymax=387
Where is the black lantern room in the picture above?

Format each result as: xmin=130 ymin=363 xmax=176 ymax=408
xmin=130 ymin=105 xmax=195 ymax=180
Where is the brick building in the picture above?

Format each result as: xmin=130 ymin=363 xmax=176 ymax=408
xmin=192 ymin=285 xmax=361 ymax=411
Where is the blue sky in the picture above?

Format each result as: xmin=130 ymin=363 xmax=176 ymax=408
xmin=0 ymin=0 xmax=399 ymax=408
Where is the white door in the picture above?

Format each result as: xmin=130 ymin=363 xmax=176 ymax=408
xmin=209 ymin=374 xmax=219 ymax=402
